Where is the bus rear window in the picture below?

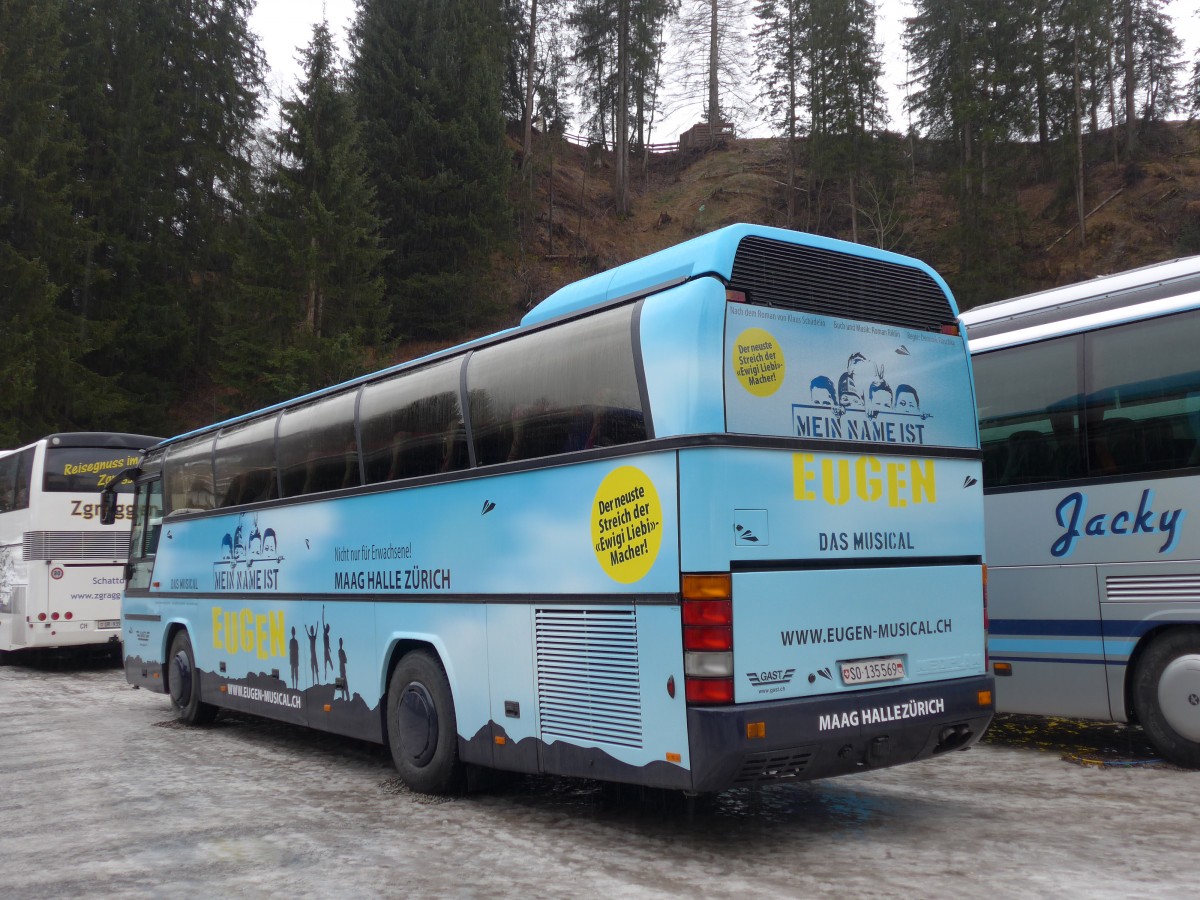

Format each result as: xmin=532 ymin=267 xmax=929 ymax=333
xmin=724 ymin=303 xmax=978 ymax=450
xmin=43 ymin=448 xmax=141 ymax=494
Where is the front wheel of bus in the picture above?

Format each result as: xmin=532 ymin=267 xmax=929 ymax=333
xmin=168 ymin=631 xmax=217 ymax=726
xmin=387 ymin=651 xmax=465 ymax=794
xmin=1133 ymin=628 xmax=1200 ymax=769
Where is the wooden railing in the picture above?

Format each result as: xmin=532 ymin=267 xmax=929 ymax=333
xmin=560 ymin=132 xmax=683 ymax=155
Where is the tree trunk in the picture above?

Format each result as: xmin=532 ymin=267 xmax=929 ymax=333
xmin=615 ymin=0 xmax=630 ymax=215
xmin=1122 ymin=0 xmax=1136 ymax=155
xmin=521 ymin=0 xmax=538 ymax=173
xmin=708 ymin=0 xmax=720 ymax=129
xmin=1074 ymin=32 xmax=1086 ymax=248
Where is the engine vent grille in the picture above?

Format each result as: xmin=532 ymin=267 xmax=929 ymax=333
xmin=733 ymin=748 xmax=815 ymax=785
xmin=730 ymin=235 xmax=956 ymax=332
xmin=23 ymin=531 xmax=129 ymax=561
xmin=1105 ymin=574 xmax=1200 ymax=603
xmin=535 ymin=607 xmax=643 ymax=749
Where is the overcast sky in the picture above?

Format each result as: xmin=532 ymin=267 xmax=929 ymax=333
xmin=249 ymin=0 xmax=1200 ymax=140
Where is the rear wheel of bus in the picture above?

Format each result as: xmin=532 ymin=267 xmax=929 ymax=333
xmin=1132 ymin=628 xmax=1200 ymax=769
xmin=387 ymin=650 xmax=465 ymax=794
xmin=168 ymin=630 xmax=217 ymax=725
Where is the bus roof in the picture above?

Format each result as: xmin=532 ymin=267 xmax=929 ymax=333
xmin=523 ymin=222 xmax=950 ymax=326
xmin=960 ymin=254 xmax=1200 ymax=343
xmin=2 ymin=432 xmax=162 ymax=454
xmin=154 ymin=223 xmax=954 ymax=451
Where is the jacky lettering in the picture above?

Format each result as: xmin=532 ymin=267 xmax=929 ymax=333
xmin=1051 ymin=489 xmax=1185 ymax=558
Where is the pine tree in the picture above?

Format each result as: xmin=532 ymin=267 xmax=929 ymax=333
xmin=905 ymin=0 xmax=1035 ymax=305
xmin=569 ymin=0 xmax=675 ymax=213
xmin=351 ymin=0 xmax=512 ymax=340
xmin=755 ymin=0 xmax=885 ymax=238
xmin=671 ymin=0 xmax=753 ymax=128
xmin=60 ymin=0 xmax=265 ymax=432
xmin=227 ymin=22 xmax=387 ymax=408
xmin=753 ymin=0 xmax=804 ymax=226
xmin=0 ymin=0 xmax=116 ymax=443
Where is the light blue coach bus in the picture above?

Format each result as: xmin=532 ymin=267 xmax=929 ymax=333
xmin=104 ymin=224 xmax=994 ymax=793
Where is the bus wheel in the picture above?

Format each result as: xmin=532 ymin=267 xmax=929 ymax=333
xmin=387 ymin=651 xmax=465 ymax=794
xmin=168 ymin=631 xmax=217 ymax=726
xmin=1132 ymin=628 xmax=1200 ymax=768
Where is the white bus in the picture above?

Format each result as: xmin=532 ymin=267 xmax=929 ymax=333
xmin=962 ymin=256 xmax=1200 ymax=767
xmin=0 ymin=432 xmax=160 ymax=660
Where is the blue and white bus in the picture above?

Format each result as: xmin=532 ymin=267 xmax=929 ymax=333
xmin=963 ymin=256 xmax=1200 ymax=768
xmin=106 ymin=224 xmax=993 ymax=793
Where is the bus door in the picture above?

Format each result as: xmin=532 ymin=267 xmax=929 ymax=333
xmin=127 ymin=473 xmax=164 ymax=591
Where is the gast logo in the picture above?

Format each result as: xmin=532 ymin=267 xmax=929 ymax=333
xmin=747 ymin=668 xmax=795 ymax=687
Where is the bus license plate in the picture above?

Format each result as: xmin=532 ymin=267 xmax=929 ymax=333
xmin=97 ymin=619 xmax=120 ymax=630
xmin=840 ymin=656 xmax=905 ymax=686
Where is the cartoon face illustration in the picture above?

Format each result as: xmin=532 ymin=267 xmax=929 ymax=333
xmin=809 ymin=376 xmax=836 ymax=408
xmin=221 ymin=534 xmax=233 ymax=559
xmin=263 ymin=528 xmax=277 ymax=555
xmin=837 ymin=371 xmax=864 ymax=409
xmin=844 ymin=352 xmax=869 ymax=389
xmin=233 ymin=523 xmax=246 ymax=559
xmin=869 ymin=381 xmax=894 ymax=412
xmin=895 ymin=384 xmax=920 ymax=412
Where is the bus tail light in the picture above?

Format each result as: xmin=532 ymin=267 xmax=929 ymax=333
xmin=64 ymin=611 xmax=73 ymax=620
xmin=51 ymin=612 xmax=60 ymax=621
xmin=686 ymin=678 xmax=734 ymax=704
xmin=682 ymin=574 xmax=733 ymax=705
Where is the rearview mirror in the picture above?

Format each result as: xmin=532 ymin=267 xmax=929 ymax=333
xmin=99 ymin=487 xmax=118 ymax=526
xmin=99 ymin=466 xmax=140 ymax=525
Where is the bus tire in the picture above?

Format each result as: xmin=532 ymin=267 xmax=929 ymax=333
xmin=387 ymin=650 xmax=465 ymax=794
xmin=1132 ymin=628 xmax=1200 ymax=769
xmin=168 ymin=631 xmax=217 ymax=726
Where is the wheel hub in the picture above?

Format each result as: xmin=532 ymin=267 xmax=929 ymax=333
xmin=170 ymin=651 xmax=192 ymax=707
xmin=1158 ymin=653 xmax=1200 ymax=742
xmin=396 ymin=682 xmax=438 ymax=766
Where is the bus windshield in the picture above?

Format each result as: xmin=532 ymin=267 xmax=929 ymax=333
xmin=44 ymin=447 xmax=142 ymax=493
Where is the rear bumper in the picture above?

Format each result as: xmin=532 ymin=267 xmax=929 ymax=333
xmin=686 ymin=674 xmax=994 ymax=792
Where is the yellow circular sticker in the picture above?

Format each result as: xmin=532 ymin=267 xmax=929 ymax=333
xmin=732 ymin=327 xmax=785 ymax=397
xmin=591 ymin=466 xmax=663 ymax=583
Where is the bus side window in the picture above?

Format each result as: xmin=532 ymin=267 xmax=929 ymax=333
xmin=974 ymin=336 xmax=1082 ymax=487
xmin=1085 ymin=309 xmax=1200 ymax=477
xmin=466 ymin=305 xmax=646 ymax=467
xmin=164 ymin=438 xmax=215 ymax=515
xmin=12 ymin=448 xmax=33 ymax=510
xmin=360 ymin=360 xmax=465 ymax=484
xmin=278 ymin=391 xmax=360 ymax=498
xmin=0 ymin=452 xmax=15 ymax=512
xmin=213 ymin=416 xmax=279 ymax=508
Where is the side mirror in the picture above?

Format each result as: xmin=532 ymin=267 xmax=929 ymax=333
xmin=99 ymin=466 xmax=140 ymax=525
xmin=99 ymin=487 xmax=118 ymax=526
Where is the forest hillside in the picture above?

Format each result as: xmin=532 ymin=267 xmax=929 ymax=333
xmin=496 ymin=120 xmax=1200 ymax=333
